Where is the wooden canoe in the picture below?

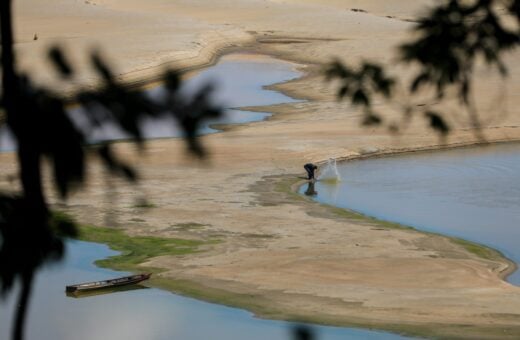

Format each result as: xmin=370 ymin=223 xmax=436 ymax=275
xmin=65 ymin=273 xmax=152 ymax=293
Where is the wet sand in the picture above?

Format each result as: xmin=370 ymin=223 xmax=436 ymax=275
xmin=3 ymin=0 xmax=520 ymax=338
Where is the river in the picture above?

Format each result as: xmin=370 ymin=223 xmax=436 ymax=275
xmin=0 ymin=240 xmax=410 ymax=340
xmin=303 ymin=143 xmax=520 ymax=284
xmin=0 ymin=54 xmax=412 ymax=339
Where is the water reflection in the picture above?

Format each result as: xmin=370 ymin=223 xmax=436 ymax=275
xmin=0 ymin=54 xmax=302 ymax=151
xmin=86 ymin=55 xmax=303 ymax=142
xmin=0 ymin=55 xmax=412 ymax=339
xmin=305 ymin=143 xmax=520 ymax=284
xmin=1 ymin=241 xmax=411 ymax=340
xmin=304 ymin=181 xmax=317 ymax=196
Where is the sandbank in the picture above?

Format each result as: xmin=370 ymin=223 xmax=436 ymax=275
xmin=2 ymin=0 xmax=520 ymax=338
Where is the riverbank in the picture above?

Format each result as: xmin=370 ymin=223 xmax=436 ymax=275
xmin=305 ymin=141 xmax=520 ymax=284
xmin=70 ymin=174 xmax=518 ymax=339
xmin=4 ymin=0 xmax=520 ymax=338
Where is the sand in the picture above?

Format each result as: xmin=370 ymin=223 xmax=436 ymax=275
xmin=3 ymin=0 xmax=520 ymax=338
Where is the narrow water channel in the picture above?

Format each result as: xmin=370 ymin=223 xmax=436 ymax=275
xmin=0 ymin=54 xmax=302 ymax=150
xmin=303 ymin=143 xmax=520 ymax=284
xmin=90 ymin=53 xmax=304 ymax=141
xmin=0 ymin=55 xmax=413 ymax=339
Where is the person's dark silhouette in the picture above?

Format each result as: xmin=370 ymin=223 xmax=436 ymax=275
xmin=303 ymin=163 xmax=317 ymax=180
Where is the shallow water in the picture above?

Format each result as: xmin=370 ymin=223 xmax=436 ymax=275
xmin=303 ymin=143 xmax=520 ymax=284
xmin=0 ymin=240 xmax=411 ymax=340
xmin=0 ymin=54 xmax=301 ymax=150
xmin=0 ymin=56 xmax=413 ymax=339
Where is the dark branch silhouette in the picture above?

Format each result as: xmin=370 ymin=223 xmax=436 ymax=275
xmin=325 ymin=60 xmax=395 ymax=126
xmin=0 ymin=1 xmax=221 ymax=339
xmin=1 ymin=1 xmax=519 ymax=339
xmin=327 ymin=0 xmax=520 ymax=138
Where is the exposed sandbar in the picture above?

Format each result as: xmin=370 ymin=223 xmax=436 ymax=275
xmin=4 ymin=1 xmax=520 ymax=338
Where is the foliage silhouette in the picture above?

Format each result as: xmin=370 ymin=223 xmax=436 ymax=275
xmin=0 ymin=1 xmax=519 ymax=340
xmin=292 ymin=325 xmax=315 ymax=340
xmin=325 ymin=61 xmax=394 ymax=126
xmin=327 ymin=0 xmax=520 ymax=138
xmin=0 ymin=1 xmax=221 ymax=339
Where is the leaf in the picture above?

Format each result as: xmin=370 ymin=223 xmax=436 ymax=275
xmin=325 ymin=60 xmax=349 ymax=80
xmin=425 ymin=111 xmax=450 ymax=135
xmin=49 ymin=212 xmax=78 ymax=238
xmin=410 ymin=73 xmax=430 ymax=92
xmin=48 ymin=46 xmax=73 ymax=78
xmin=91 ymin=52 xmax=114 ymax=82
xmin=97 ymin=145 xmax=139 ymax=182
xmin=338 ymin=85 xmax=349 ymax=98
xmin=164 ymin=70 xmax=181 ymax=91
xmin=362 ymin=112 xmax=382 ymax=126
xmin=352 ymin=89 xmax=369 ymax=106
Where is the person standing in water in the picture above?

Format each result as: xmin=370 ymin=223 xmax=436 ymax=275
xmin=304 ymin=163 xmax=318 ymax=181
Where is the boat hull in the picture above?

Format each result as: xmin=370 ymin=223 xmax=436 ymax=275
xmin=66 ymin=273 xmax=152 ymax=293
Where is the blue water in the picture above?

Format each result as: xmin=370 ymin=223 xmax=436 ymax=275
xmin=95 ymin=54 xmax=304 ymax=141
xmin=302 ymin=143 xmax=520 ymax=284
xmin=0 ymin=240 xmax=410 ymax=340
xmin=0 ymin=54 xmax=302 ymax=150
xmin=0 ymin=55 xmax=413 ymax=339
